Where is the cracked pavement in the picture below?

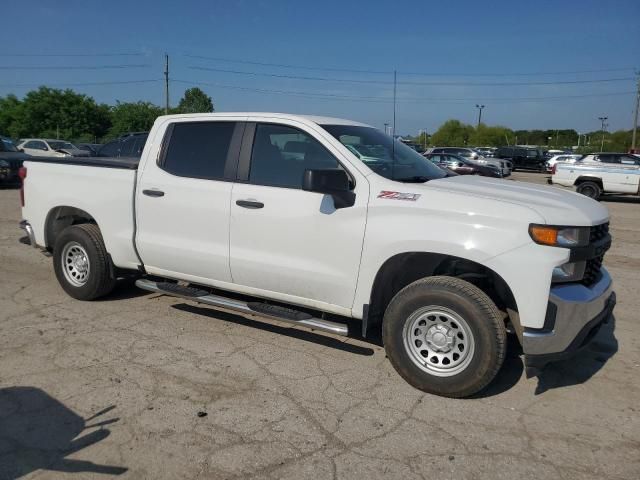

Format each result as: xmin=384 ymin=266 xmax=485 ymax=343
xmin=0 ymin=172 xmax=639 ymax=479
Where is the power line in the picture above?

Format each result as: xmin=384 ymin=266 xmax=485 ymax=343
xmin=0 ymin=52 xmax=145 ymax=57
xmin=184 ymin=53 xmax=635 ymax=77
xmin=0 ymin=64 xmax=151 ymax=70
xmin=174 ymin=79 xmax=634 ymax=104
xmin=188 ymin=65 xmax=634 ymax=87
xmin=0 ymin=79 xmax=161 ymax=88
xmin=183 ymin=54 xmax=391 ymax=75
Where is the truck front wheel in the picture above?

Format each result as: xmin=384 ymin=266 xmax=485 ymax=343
xmin=382 ymin=276 xmax=506 ymax=398
xmin=53 ymin=224 xmax=116 ymax=300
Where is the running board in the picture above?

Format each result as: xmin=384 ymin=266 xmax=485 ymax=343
xmin=135 ymin=279 xmax=349 ymax=336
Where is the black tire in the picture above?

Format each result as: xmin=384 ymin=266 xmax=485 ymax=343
xmin=576 ymin=181 xmax=601 ymax=200
xmin=53 ymin=224 xmax=116 ymax=300
xmin=382 ymin=276 xmax=506 ymax=398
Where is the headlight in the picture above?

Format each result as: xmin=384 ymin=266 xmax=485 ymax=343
xmin=529 ymin=225 xmax=590 ymax=247
xmin=0 ymin=159 xmax=9 ymax=167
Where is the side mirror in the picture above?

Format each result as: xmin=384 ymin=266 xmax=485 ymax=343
xmin=302 ymin=169 xmax=356 ymax=209
xmin=458 ymin=162 xmax=464 ymax=167
xmin=19 ymin=148 xmax=24 ymax=153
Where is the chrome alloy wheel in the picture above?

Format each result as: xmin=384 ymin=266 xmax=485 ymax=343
xmin=402 ymin=306 xmax=475 ymax=377
xmin=61 ymin=241 xmax=90 ymax=287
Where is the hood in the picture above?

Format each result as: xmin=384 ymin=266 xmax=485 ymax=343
xmin=427 ymin=175 xmax=609 ymax=226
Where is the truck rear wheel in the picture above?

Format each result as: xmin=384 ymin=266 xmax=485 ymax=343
xmin=53 ymin=224 xmax=116 ymax=300
xmin=576 ymin=181 xmax=601 ymax=200
xmin=382 ymin=276 xmax=506 ymax=398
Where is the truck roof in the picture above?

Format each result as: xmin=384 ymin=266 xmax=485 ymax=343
xmin=155 ymin=112 xmax=372 ymax=128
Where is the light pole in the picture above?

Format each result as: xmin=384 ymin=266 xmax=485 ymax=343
xmin=598 ymin=116 xmax=608 ymax=152
xmin=384 ymin=123 xmax=389 ymax=135
xmin=475 ymin=104 xmax=485 ymax=128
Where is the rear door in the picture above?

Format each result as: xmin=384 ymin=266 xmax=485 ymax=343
xmin=136 ymin=119 xmax=244 ymax=284
xmin=595 ymin=154 xmax=640 ymax=193
xmin=228 ymin=120 xmax=368 ymax=313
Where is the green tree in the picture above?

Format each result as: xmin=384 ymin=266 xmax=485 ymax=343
xmin=175 ymin=87 xmax=214 ymax=114
xmin=430 ymin=120 xmax=474 ymax=146
xmin=1 ymin=87 xmax=111 ymax=140
xmin=469 ymin=124 xmax=513 ymax=147
xmin=108 ymin=101 xmax=163 ymax=137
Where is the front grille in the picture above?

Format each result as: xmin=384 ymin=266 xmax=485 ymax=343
xmin=589 ymin=222 xmax=609 ymax=243
xmin=582 ymin=222 xmax=610 ymax=286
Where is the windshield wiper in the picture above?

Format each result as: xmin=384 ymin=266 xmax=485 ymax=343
xmin=394 ymin=175 xmax=431 ymax=183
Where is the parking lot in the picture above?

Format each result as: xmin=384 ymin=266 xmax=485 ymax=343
xmin=1 ymin=171 xmax=639 ymax=479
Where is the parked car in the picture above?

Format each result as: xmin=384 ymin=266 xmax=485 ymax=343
xmin=474 ymin=147 xmax=496 ymax=158
xmin=97 ymin=132 xmax=148 ymax=158
xmin=76 ymin=143 xmax=102 ymax=157
xmin=424 ymin=153 xmax=502 ymax=177
xmin=551 ymin=152 xmax=640 ymax=200
xmin=494 ymin=146 xmax=546 ymax=171
xmin=0 ymin=136 xmax=30 ymax=186
xmin=17 ymin=139 xmax=89 ymax=158
xmin=545 ymin=154 xmax=582 ymax=172
xmin=429 ymin=147 xmax=511 ymax=176
xmin=19 ymin=113 xmax=614 ymax=398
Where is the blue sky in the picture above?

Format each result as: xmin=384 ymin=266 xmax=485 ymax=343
xmin=1 ymin=0 xmax=638 ymax=135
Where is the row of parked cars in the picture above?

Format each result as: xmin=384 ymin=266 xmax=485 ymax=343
xmin=0 ymin=133 xmax=150 ymax=186
xmin=422 ymin=146 xmax=571 ymax=173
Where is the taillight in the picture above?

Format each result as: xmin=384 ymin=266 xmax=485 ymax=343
xmin=19 ymin=166 xmax=27 ymax=207
xmin=551 ymin=163 xmax=557 ymax=175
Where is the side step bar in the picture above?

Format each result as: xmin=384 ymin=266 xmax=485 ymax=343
xmin=135 ymin=278 xmax=349 ymax=336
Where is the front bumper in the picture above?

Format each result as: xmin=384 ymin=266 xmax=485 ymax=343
xmin=523 ymin=267 xmax=615 ymax=376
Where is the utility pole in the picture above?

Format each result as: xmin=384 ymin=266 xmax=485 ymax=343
xmin=632 ymin=74 xmax=640 ymax=153
xmin=423 ymin=128 xmax=427 ymax=150
xmin=598 ymin=116 xmax=608 ymax=152
xmin=577 ymin=132 xmax=581 ymax=149
xmin=164 ymin=53 xmax=170 ymax=114
xmin=392 ymin=70 xmax=397 ymax=139
xmin=475 ymin=104 xmax=485 ymax=128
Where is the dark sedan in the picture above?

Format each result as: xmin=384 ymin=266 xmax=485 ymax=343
xmin=424 ymin=153 xmax=503 ymax=178
xmin=0 ymin=136 xmax=30 ymax=187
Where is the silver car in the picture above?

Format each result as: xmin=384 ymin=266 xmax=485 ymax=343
xmin=429 ymin=147 xmax=511 ymax=177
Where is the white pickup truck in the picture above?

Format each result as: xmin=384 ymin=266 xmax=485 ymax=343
xmin=551 ymin=152 xmax=640 ymax=200
xmin=18 ymin=113 xmax=615 ymax=397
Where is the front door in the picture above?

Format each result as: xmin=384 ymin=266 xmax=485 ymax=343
xmin=229 ymin=121 xmax=368 ymax=312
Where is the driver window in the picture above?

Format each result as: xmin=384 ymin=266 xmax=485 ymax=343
xmin=250 ymin=124 xmax=341 ymax=189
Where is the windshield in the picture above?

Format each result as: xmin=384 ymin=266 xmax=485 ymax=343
xmin=48 ymin=141 xmax=76 ymax=150
xmin=322 ymin=125 xmax=447 ymax=182
xmin=0 ymin=137 xmax=19 ymax=152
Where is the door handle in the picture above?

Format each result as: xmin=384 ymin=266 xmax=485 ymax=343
xmin=142 ymin=189 xmax=165 ymax=197
xmin=236 ymin=200 xmax=264 ymax=209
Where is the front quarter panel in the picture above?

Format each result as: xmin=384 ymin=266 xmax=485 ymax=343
xmin=352 ymin=179 xmax=548 ymax=319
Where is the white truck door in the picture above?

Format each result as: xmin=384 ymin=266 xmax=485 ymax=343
xmin=229 ymin=121 xmax=368 ymax=311
xmin=597 ymin=154 xmax=640 ymax=193
xmin=136 ymin=120 xmax=244 ymax=284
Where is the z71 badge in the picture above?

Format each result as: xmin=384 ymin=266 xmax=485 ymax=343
xmin=377 ymin=191 xmax=421 ymax=201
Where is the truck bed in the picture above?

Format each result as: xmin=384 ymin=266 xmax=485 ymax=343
xmin=21 ymin=156 xmax=141 ymax=270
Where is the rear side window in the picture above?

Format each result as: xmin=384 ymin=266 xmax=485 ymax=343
xmin=162 ymin=122 xmax=236 ymax=179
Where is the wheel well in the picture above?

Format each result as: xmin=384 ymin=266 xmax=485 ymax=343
xmin=44 ymin=206 xmax=97 ymax=251
xmin=574 ymin=176 xmax=603 ymax=188
xmin=367 ymin=252 xmax=518 ymax=334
